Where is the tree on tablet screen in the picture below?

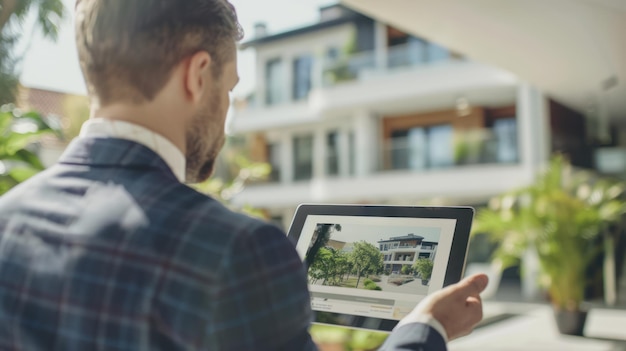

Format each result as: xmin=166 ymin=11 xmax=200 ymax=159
xmin=414 ymin=258 xmax=433 ymax=282
xmin=305 ymin=223 xmax=342 ymax=268
xmin=349 ymin=241 xmax=384 ymax=288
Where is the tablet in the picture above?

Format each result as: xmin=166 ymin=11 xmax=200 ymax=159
xmin=287 ymin=204 xmax=474 ymax=332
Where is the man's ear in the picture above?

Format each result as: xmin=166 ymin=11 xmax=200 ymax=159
xmin=184 ymin=51 xmax=212 ymax=104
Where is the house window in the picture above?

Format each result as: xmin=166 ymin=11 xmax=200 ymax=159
xmin=266 ymin=58 xmax=285 ymax=105
xmin=293 ymin=55 xmax=313 ymax=100
xmin=293 ymin=135 xmax=314 ymax=181
xmin=493 ymin=117 xmax=518 ymax=163
xmin=326 ymin=131 xmax=339 ymax=176
xmin=326 ymin=47 xmax=340 ymax=61
xmin=267 ymin=142 xmax=281 ymax=182
xmin=428 ymin=125 xmax=454 ymax=168
xmin=426 ymin=43 xmax=450 ymax=62
xmin=390 ymin=124 xmax=454 ymax=170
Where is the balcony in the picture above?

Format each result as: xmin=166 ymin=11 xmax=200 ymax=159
xmin=232 ymin=162 xmax=535 ymax=209
xmin=231 ymin=47 xmax=518 ymax=133
xmin=380 ymin=126 xmax=519 ymax=173
xmin=385 ymin=260 xmax=416 ymax=265
xmin=322 ymin=42 xmax=457 ymax=87
xmin=381 ymin=246 xmax=436 ymax=253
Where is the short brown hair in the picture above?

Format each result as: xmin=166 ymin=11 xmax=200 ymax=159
xmin=75 ymin=0 xmax=243 ymax=104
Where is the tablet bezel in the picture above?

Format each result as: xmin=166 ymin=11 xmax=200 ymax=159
xmin=287 ymin=204 xmax=474 ymax=331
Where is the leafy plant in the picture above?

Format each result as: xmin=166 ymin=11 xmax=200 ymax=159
xmin=474 ymin=155 xmax=626 ymax=311
xmin=0 ymin=0 xmax=66 ymax=104
xmin=413 ymin=258 xmax=433 ymax=280
xmin=305 ymin=223 xmax=342 ymax=268
xmin=364 ymin=281 xmax=381 ymax=290
xmin=0 ymin=104 xmax=60 ymax=195
xmin=349 ymin=241 xmax=384 ymax=288
xmin=400 ymin=264 xmax=413 ymax=275
xmin=323 ymin=32 xmax=360 ymax=85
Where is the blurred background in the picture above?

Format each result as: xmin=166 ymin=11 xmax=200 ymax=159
xmin=1 ymin=0 xmax=625 ymax=350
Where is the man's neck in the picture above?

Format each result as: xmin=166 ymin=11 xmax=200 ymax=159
xmin=91 ymin=102 xmax=187 ymax=156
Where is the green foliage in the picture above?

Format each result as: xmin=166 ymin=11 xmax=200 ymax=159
xmin=0 ymin=35 xmax=18 ymax=105
xmin=323 ymin=31 xmax=360 ymax=85
xmin=0 ymin=104 xmax=59 ymax=195
xmin=413 ymin=258 xmax=433 ymax=280
xmin=0 ymin=0 xmax=66 ymax=40
xmin=349 ymin=241 xmax=384 ymax=288
xmin=0 ymin=0 xmax=66 ymax=104
xmin=305 ymin=223 xmax=342 ymax=268
xmin=453 ymin=129 xmax=490 ymax=165
xmin=401 ymin=264 xmax=414 ymax=275
xmin=364 ymin=280 xmax=381 ymax=290
xmin=310 ymin=324 xmax=388 ymax=351
xmin=307 ymin=240 xmax=385 ymax=290
xmin=308 ymin=247 xmax=352 ymax=286
xmin=474 ymin=155 xmax=626 ymax=311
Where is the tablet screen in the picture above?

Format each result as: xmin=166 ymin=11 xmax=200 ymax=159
xmin=288 ymin=205 xmax=473 ymax=331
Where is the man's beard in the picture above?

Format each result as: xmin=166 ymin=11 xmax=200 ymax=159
xmin=184 ymin=95 xmax=225 ymax=184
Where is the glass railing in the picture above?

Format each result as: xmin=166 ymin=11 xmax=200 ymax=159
xmin=235 ymin=43 xmax=463 ymax=112
xmin=322 ymin=42 xmax=457 ymax=87
xmin=322 ymin=51 xmax=376 ymax=86
xmin=379 ymin=129 xmax=519 ymax=172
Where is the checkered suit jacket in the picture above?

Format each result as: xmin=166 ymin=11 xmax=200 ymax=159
xmin=0 ymin=137 xmax=446 ymax=351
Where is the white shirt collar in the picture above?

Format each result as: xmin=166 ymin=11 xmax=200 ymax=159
xmin=79 ymin=118 xmax=186 ymax=182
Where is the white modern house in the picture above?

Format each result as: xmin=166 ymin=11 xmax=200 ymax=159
xmin=377 ymin=234 xmax=438 ymax=274
xmin=230 ymin=4 xmax=595 ymax=228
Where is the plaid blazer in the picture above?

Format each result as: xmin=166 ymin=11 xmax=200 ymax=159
xmin=0 ymin=137 xmax=316 ymax=351
xmin=0 ymin=137 xmax=446 ymax=351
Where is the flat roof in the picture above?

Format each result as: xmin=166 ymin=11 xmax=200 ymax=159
xmin=240 ymin=16 xmax=356 ymax=50
xmin=378 ymin=234 xmax=424 ymax=243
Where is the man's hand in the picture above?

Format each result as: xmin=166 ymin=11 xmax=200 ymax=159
xmin=397 ymin=274 xmax=489 ymax=341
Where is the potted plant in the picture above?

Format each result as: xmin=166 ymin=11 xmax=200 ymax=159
xmin=474 ymin=156 xmax=626 ymax=336
xmin=414 ymin=258 xmax=433 ymax=286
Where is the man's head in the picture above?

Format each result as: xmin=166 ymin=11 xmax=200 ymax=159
xmin=75 ymin=0 xmax=242 ymax=183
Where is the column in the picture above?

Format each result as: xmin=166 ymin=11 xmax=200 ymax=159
xmin=256 ymin=56 xmax=266 ymax=106
xmin=516 ymin=83 xmax=550 ymax=300
xmin=338 ymin=129 xmax=351 ymax=178
xmin=313 ymin=128 xmax=326 ymax=179
xmin=516 ymin=82 xmax=551 ymax=174
xmin=374 ymin=21 xmax=388 ymax=71
xmin=354 ymin=110 xmax=377 ymax=177
xmin=280 ymin=134 xmax=293 ymax=184
xmin=283 ymin=55 xmax=294 ymax=103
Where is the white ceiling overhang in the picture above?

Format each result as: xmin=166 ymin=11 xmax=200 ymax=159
xmin=341 ymin=0 xmax=626 ymax=120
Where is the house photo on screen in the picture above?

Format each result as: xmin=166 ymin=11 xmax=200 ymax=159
xmin=305 ymin=223 xmax=441 ymax=295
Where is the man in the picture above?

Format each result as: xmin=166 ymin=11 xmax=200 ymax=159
xmin=0 ymin=1 xmax=487 ymax=350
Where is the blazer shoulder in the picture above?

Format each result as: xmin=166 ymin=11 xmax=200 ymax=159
xmin=171 ymin=183 xmax=276 ymax=235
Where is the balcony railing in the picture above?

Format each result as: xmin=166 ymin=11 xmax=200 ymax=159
xmin=234 ymin=42 xmax=465 ymax=114
xmin=322 ymin=42 xmax=459 ymax=87
xmin=381 ymin=245 xmax=436 ymax=252
xmin=379 ymin=128 xmax=519 ymax=172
